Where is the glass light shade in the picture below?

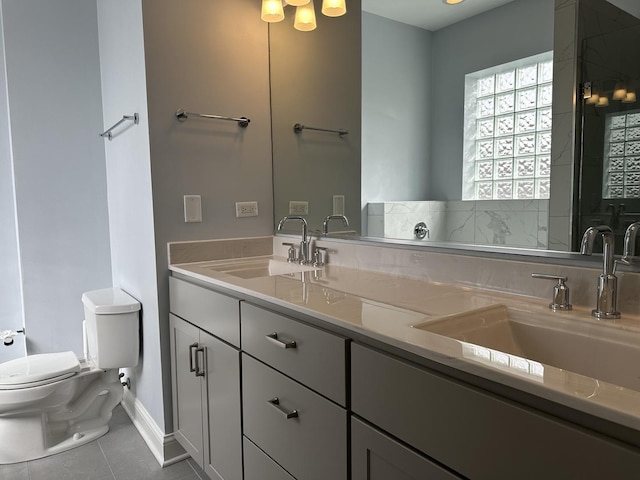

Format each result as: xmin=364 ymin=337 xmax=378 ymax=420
xmin=287 ymin=0 xmax=311 ymax=5
xmin=596 ymin=96 xmax=609 ymax=107
xmin=261 ymin=0 xmax=285 ymax=22
xmin=322 ymin=0 xmax=346 ymax=17
xmin=294 ymin=1 xmax=317 ymax=31
xmin=443 ymin=0 xmax=465 ymax=4
xmin=585 ymin=93 xmax=600 ymax=105
xmin=623 ymin=92 xmax=637 ymax=104
xmin=613 ymin=83 xmax=627 ymax=101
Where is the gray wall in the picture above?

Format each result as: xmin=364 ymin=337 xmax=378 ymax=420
xmin=141 ymin=0 xmax=273 ymax=429
xmin=98 ymin=0 xmax=273 ymax=431
xmin=97 ymin=0 xmax=165 ymax=429
xmin=1 ymin=0 xmax=112 ymax=358
xmin=361 ymin=11 xmax=433 ymax=225
xmin=0 ymin=3 xmax=24 ymax=362
xmin=271 ymin=1 xmax=362 ymax=235
xmin=430 ymin=0 xmax=555 ymax=200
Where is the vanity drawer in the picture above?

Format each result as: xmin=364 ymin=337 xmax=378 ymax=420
xmin=351 ymin=343 xmax=640 ymax=480
xmin=241 ymin=303 xmax=348 ymax=406
xmin=242 ymin=354 xmax=348 ymax=480
xmin=169 ymin=277 xmax=240 ymax=347
xmin=243 ymin=436 xmax=295 ymax=480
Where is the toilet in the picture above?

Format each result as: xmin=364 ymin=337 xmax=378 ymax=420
xmin=0 ymin=288 xmax=140 ymax=464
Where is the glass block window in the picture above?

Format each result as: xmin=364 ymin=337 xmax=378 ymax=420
xmin=602 ymin=110 xmax=640 ymax=199
xmin=462 ymin=52 xmax=553 ymax=201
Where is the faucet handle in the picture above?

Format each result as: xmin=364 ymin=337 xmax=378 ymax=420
xmin=313 ymin=247 xmax=328 ymax=267
xmin=282 ymin=242 xmax=297 ymax=263
xmin=531 ymin=273 xmax=572 ymax=311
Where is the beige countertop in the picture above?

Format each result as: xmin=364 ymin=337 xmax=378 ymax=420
xmin=170 ymin=255 xmax=640 ymax=440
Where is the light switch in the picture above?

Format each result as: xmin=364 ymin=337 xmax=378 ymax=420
xmin=184 ymin=195 xmax=202 ymax=222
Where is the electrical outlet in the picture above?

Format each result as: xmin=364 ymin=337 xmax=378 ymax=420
xmin=236 ymin=201 xmax=259 ymax=218
xmin=289 ymin=201 xmax=308 ymax=215
xmin=184 ymin=195 xmax=202 ymax=222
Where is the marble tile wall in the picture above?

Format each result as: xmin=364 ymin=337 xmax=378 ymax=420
xmin=367 ymin=200 xmax=549 ymax=248
xmin=367 ymin=202 xmax=447 ymax=241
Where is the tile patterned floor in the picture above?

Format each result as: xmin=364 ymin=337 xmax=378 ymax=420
xmin=0 ymin=405 xmax=205 ymax=480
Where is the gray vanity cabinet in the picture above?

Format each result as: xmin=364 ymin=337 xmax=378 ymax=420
xmin=351 ymin=342 xmax=640 ymax=480
xmin=351 ymin=417 xmax=461 ymax=480
xmin=169 ymin=278 xmax=242 ymax=480
xmin=241 ymin=303 xmax=349 ymax=480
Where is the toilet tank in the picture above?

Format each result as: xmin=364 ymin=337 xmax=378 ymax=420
xmin=82 ymin=288 xmax=140 ymax=369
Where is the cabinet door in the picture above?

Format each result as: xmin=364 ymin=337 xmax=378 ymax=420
xmin=201 ymin=330 xmax=242 ymax=480
xmin=352 ymin=417 xmax=461 ymax=480
xmin=169 ymin=314 xmax=204 ymax=465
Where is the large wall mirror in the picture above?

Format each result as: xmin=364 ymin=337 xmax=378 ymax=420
xmin=271 ymin=0 xmax=640 ymax=254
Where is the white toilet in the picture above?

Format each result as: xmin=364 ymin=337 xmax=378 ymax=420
xmin=0 ymin=288 xmax=140 ymax=464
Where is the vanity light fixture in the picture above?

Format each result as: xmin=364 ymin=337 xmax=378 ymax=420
xmin=261 ymin=0 xmax=346 ymax=31
xmin=623 ymin=91 xmax=637 ymax=104
xmin=294 ymin=0 xmax=317 ymax=31
xmin=596 ymin=96 xmax=610 ymax=107
xmin=443 ymin=0 xmax=465 ymax=4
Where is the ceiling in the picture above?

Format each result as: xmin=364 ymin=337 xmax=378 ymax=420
xmin=362 ymin=0 xmax=517 ymax=31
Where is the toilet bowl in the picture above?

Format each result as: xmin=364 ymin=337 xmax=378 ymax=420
xmin=0 ymin=288 xmax=140 ymax=464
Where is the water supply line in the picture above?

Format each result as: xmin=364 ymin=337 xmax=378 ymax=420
xmin=0 ymin=328 xmax=25 ymax=346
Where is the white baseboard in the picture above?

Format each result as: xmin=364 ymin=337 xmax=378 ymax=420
xmin=121 ymin=389 xmax=188 ymax=467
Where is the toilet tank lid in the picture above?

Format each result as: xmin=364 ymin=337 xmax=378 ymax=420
xmin=82 ymin=288 xmax=140 ymax=314
xmin=0 ymin=351 xmax=80 ymax=386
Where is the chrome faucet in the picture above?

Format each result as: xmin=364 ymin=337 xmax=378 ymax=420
xmin=580 ymin=225 xmax=620 ymax=319
xmin=621 ymin=221 xmax=640 ymax=264
xmin=322 ymin=215 xmax=349 ymax=235
xmin=277 ymin=216 xmax=311 ymax=265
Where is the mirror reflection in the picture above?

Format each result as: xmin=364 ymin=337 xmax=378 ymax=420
xmin=271 ymin=0 xmax=640 ymax=254
xmin=578 ymin=20 xmax=640 ymax=254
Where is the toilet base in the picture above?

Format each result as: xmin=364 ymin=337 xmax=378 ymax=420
xmin=0 ymin=368 xmax=123 ymax=465
xmin=0 ymin=410 xmax=109 ymax=465
xmin=0 ymin=414 xmax=109 ymax=464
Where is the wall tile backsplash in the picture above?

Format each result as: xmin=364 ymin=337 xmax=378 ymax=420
xmin=367 ymin=200 xmax=549 ymax=248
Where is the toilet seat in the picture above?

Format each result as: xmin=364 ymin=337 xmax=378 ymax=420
xmin=0 ymin=352 xmax=80 ymax=390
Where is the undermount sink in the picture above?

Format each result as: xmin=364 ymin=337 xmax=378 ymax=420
xmin=203 ymin=258 xmax=318 ymax=279
xmin=413 ymin=305 xmax=640 ymax=391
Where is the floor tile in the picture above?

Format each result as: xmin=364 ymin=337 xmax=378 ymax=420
xmin=99 ymin=421 xmax=194 ymax=480
xmin=186 ymin=458 xmax=206 ymax=479
xmin=27 ymin=441 xmax=114 ymax=480
xmin=3 ymin=405 xmax=200 ymax=480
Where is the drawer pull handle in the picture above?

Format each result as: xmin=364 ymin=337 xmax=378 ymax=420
xmin=194 ymin=346 xmax=206 ymax=377
xmin=265 ymin=332 xmax=297 ymax=349
xmin=268 ymin=397 xmax=299 ymax=419
xmin=188 ymin=343 xmax=199 ymax=373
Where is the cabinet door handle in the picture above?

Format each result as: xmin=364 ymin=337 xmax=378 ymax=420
xmin=188 ymin=343 xmax=199 ymax=373
xmin=267 ymin=397 xmax=298 ymax=419
xmin=265 ymin=332 xmax=297 ymax=349
xmin=194 ymin=346 xmax=206 ymax=377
